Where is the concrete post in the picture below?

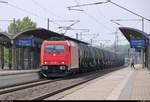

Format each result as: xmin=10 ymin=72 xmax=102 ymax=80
xmin=30 ymin=47 xmax=34 ymax=69
xmin=16 ymin=47 xmax=19 ymax=70
xmin=0 ymin=45 xmax=1 ymax=69
xmin=1 ymin=45 xmax=4 ymax=69
xmin=76 ymin=33 xmax=78 ymax=39
xmin=8 ymin=46 xmax=12 ymax=70
xmin=22 ymin=47 xmax=25 ymax=70
xmin=12 ymin=45 xmax=16 ymax=70
xmin=148 ymin=44 xmax=150 ymax=69
xmin=20 ymin=47 xmax=24 ymax=70
xmin=47 ymin=18 xmax=50 ymax=30
xmin=141 ymin=48 xmax=144 ymax=68
xmin=27 ymin=48 xmax=31 ymax=70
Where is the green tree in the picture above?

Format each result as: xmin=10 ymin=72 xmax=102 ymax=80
xmin=8 ymin=17 xmax=37 ymax=34
xmin=5 ymin=17 xmax=37 ymax=66
xmin=4 ymin=48 xmax=9 ymax=64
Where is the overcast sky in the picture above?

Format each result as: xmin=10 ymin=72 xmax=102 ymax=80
xmin=0 ymin=0 xmax=150 ymax=46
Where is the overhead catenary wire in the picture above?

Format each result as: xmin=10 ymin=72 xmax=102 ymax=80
xmin=95 ymin=6 xmax=119 ymax=30
xmin=31 ymin=0 xmax=91 ymax=36
xmin=40 ymin=0 xmax=90 ymax=36
xmin=31 ymin=0 xmax=66 ymax=21
xmin=69 ymin=0 xmax=150 ymax=33
xmin=95 ymin=5 xmax=130 ymax=45
xmin=67 ymin=0 xmax=91 ymax=30
xmin=31 ymin=0 xmax=91 ymax=31
xmin=74 ymin=0 xmax=115 ymax=44
xmin=109 ymin=1 xmax=150 ymax=22
xmin=73 ymin=0 xmax=123 ymax=46
xmin=7 ymin=3 xmax=44 ymax=19
xmin=68 ymin=0 xmax=150 ymax=21
xmin=111 ymin=19 xmax=142 ymax=21
xmin=4 ymin=1 xmax=62 ymax=27
xmin=74 ymin=0 xmax=114 ymax=33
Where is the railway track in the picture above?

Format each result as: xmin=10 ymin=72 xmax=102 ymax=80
xmin=0 ymin=78 xmax=62 ymax=95
xmin=33 ymin=74 xmax=103 ymax=100
xmin=34 ymin=66 xmax=127 ymax=100
xmin=0 ymin=66 xmax=125 ymax=100
xmin=0 ymin=79 xmax=44 ymax=90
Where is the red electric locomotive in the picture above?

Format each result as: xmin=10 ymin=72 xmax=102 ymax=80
xmin=40 ymin=40 xmax=79 ymax=77
xmin=39 ymin=40 xmax=125 ymax=78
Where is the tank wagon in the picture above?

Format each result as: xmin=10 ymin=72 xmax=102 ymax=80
xmin=40 ymin=40 xmax=124 ymax=77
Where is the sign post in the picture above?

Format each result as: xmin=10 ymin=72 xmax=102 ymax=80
xmin=130 ymin=38 xmax=146 ymax=48
xmin=130 ymin=38 xmax=146 ymax=68
xmin=15 ymin=39 xmax=34 ymax=47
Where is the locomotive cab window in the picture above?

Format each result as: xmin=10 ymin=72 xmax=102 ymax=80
xmin=44 ymin=44 xmax=64 ymax=52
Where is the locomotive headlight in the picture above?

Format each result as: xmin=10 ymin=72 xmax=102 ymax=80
xmin=60 ymin=66 xmax=65 ymax=70
xmin=42 ymin=66 xmax=48 ymax=70
xmin=61 ymin=61 xmax=65 ymax=64
xmin=44 ymin=61 xmax=47 ymax=64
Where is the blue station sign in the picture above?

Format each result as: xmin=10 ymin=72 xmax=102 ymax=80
xmin=130 ymin=38 xmax=146 ymax=48
xmin=15 ymin=38 xmax=34 ymax=47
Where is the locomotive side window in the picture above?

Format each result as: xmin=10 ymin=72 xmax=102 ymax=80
xmin=44 ymin=44 xmax=64 ymax=52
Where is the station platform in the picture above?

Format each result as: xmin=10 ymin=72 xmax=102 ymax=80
xmin=0 ymin=69 xmax=40 ymax=88
xmin=0 ymin=69 xmax=39 ymax=76
xmin=58 ymin=64 xmax=150 ymax=100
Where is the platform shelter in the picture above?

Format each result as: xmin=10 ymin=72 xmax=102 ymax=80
xmin=0 ymin=32 xmax=13 ymax=70
xmin=119 ymin=27 xmax=150 ymax=69
xmin=0 ymin=28 xmax=88 ymax=70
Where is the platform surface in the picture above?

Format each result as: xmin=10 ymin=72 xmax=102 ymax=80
xmin=0 ymin=69 xmax=39 ymax=76
xmin=59 ymin=64 xmax=150 ymax=100
xmin=0 ymin=69 xmax=40 ymax=88
xmin=119 ymin=65 xmax=150 ymax=100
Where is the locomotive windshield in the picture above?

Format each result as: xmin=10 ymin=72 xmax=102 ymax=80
xmin=44 ymin=44 xmax=64 ymax=52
